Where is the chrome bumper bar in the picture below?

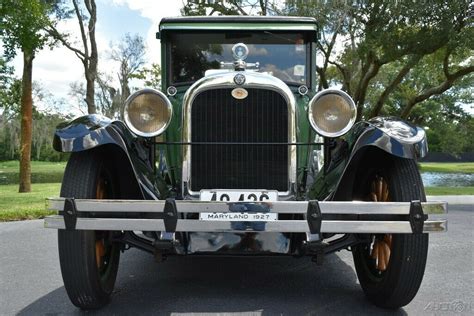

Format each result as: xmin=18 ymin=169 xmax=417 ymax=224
xmin=44 ymin=198 xmax=447 ymax=234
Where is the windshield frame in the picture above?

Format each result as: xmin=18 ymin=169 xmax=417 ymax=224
xmin=165 ymin=30 xmax=314 ymax=88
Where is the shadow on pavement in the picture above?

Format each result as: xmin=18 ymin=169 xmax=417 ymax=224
xmin=18 ymin=250 xmax=407 ymax=315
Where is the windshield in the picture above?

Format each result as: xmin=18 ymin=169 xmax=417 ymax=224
xmin=168 ymin=31 xmax=310 ymax=85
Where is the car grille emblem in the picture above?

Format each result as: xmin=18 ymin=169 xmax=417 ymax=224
xmin=231 ymin=87 xmax=248 ymax=100
xmin=234 ymin=73 xmax=246 ymax=85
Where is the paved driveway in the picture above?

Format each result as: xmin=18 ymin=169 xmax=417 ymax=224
xmin=0 ymin=205 xmax=472 ymax=315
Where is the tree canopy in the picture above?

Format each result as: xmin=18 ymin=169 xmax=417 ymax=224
xmin=284 ymin=0 xmax=474 ymax=120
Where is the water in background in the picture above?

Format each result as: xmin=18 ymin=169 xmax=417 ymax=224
xmin=421 ymin=172 xmax=474 ymax=187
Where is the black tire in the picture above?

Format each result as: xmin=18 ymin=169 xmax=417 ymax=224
xmin=352 ymin=158 xmax=428 ymax=309
xmin=58 ymin=150 xmax=121 ymax=310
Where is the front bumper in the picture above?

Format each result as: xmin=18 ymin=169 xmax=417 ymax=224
xmin=44 ymin=198 xmax=447 ymax=234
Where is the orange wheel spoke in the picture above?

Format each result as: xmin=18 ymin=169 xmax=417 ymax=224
xmin=377 ymin=178 xmax=383 ymax=201
xmin=384 ymin=234 xmax=392 ymax=248
xmin=378 ymin=252 xmax=386 ymax=271
xmin=382 ymin=180 xmax=389 ymax=201
xmin=370 ymin=192 xmax=378 ymax=202
xmin=95 ymin=240 xmax=106 ymax=268
xmin=371 ymin=242 xmax=379 ymax=259
xmin=382 ymin=241 xmax=391 ymax=267
xmin=368 ymin=176 xmax=392 ymax=272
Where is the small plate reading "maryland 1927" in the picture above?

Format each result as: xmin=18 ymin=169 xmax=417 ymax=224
xmin=199 ymin=212 xmax=278 ymax=221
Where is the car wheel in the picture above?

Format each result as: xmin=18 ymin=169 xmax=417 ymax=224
xmin=58 ymin=150 xmax=121 ymax=310
xmin=352 ymin=158 xmax=428 ymax=309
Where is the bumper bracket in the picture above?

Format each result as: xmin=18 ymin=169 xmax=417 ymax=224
xmin=307 ymin=200 xmax=322 ymax=234
xmin=63 ymin=198 xmax=78 ymax=231
xmin=409 ymin=200 xmax=426 ymax=234
xmin=163 ymin=198 xmax=178 ymax=233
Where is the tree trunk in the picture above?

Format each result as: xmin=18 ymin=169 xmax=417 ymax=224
xmin=87 ymin=0 xmax=98 ymax=114
xmin=85 ymin=71 xmax=96 ymax=114
xmin=259 ymin=0 xmax=267 ymax=15
xmin=19 ymin=51 xmax=34 ymax=193
xmin=316 ymin=66 xmax=329 ymax=91
xmin=355 ymin=61 xmax=381 ymax=121
xmin=120 ymin=73 xmax=130 ymax=106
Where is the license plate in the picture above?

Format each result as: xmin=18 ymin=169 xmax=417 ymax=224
xmin=199 ymin=212 xmax=278 ymax=221
xmin=200 ymin=190 xmax=278 ymax=202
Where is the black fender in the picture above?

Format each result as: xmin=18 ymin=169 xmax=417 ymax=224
xmin=53 ymin=114 xmax=160 ymax=200
xmin=346 ymin=116 xmax=428 ymax=160
xmin=53 ymin=114 xmax=125 ymax=152
xmin=308 ymin=117 xmax=428 ymax=200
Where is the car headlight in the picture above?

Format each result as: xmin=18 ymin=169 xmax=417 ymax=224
xmin=123 ymin=89 xmax=173 ymax=137
xmin=308 ymin=89 xmax=357 ymax=137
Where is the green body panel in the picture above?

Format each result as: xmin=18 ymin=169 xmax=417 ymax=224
xmin=161 ymin=90 xmax=185 ymax=189
xmin=306 ymin=123 xmax=371 ymax=200
xmin=308 ymin=158 xmax=344 ymax=200
xmin=294 ymin=93 xmax=317 ymax=197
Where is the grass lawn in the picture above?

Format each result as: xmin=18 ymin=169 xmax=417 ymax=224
xmin=0 ymin=160 xmax=66 ymax=173
xmin=419 ymin=162 xmax=474 ymax=174
xmin=0 ymin=183 xmax=60 ymax=221
xmin=425 ymin=186 xmax=474 ymax=195
xmin=0 ymin=161 xmax=66 ymax=184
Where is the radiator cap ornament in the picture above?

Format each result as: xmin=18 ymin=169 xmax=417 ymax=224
xmin=234 ymin=73 xmax=246 ymax=85
xmin=232 ymin=43 xmax=249 ymax=60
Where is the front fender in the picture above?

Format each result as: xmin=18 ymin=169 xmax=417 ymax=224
xmin=53 ymin=114 xmax=161 ymax=200
xmin=348 ymin=116 xmax=428 ymax=160
xmin=308 ymin=117 xmax=428 ymax=200
xmin=53 ymin=114 xmax=130 ymax=152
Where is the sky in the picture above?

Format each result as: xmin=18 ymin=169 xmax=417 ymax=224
xmin=9 ymin=0 xmax=182 ymax=112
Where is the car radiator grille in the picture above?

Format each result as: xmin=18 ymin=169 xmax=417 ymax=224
xmin=190 ymin=88 xmax=289 ymax=191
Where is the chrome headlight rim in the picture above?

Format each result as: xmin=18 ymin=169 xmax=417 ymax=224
xmin=308 ymin=89 xmax=357 ymax=138
xmin=123 ymin=88 xmax=173 ymax=138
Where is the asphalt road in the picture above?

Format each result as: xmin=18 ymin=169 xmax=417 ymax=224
xmin=1 ymin=205 xmax=472 ymax=316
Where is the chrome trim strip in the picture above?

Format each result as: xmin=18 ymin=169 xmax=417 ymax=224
xmin=47 ymin=198 xmax=447 ymax=215
xmin=181 ymin=72 xmax=297 ymax=197
xmin=44 ymin=215 xmax=447 ymax=234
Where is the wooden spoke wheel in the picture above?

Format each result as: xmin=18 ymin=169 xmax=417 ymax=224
xmin=352 ymin=158 xmax=429 ymax=309
xmin=58 ymin=150 xmax=121 ymax=310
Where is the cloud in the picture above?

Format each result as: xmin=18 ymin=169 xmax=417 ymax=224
xmin=247 ymin=45 xmax=269 ymax=56
xmin=110 ymin=0 xmax=182 ymax=64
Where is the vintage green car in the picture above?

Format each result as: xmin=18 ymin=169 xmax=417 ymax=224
xmin=45 ymin=16 xmax=447 ymax=310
